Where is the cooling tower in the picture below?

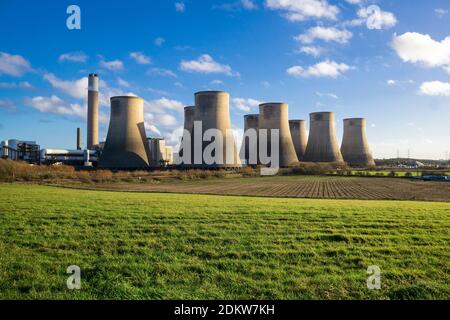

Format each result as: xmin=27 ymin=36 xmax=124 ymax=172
xmin=76 ymin=128 xmax=82 ymax=150
xmin=259 ymin=103 xmax=298 ymax=167
xmin=87 ymin=73 xmax=99 ymax=149
xmin=99 ymin=96 xmax=150 ymax=169
xmin=289 ymin=120 xmax=308 ymax=161
xmin=179 ymin=106 xmax=195 ymax=165
xmin=303 ymin=112 xmax=344 ymax=163
xmin=242 ymin=114 xmax=259 ymax=165
xmin=194 ymin=91 xmax=241 ymax=167
xmin=341 ymin=118 xmax=375 ymax=167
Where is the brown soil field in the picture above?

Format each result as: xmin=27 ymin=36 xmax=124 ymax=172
xmin=60 ymin=176 xmax=450 ymax=202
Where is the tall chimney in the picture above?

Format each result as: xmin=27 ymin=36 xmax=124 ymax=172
xmin=76 ymin=128 xmax=82 ymax=150
xmin=87 ymin=73 xmax=99 ymax=150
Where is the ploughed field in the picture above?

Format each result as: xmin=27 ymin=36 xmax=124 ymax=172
xmin=0 ymin=184 xmax=449 ymax=299
xmin=67 ymin=176 xmax=450 ymax=202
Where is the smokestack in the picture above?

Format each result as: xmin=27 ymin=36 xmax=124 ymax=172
xmin=76 ymin=128 xmax=82 ymax=150
xmin=259 ymin=103 xmax=298 ymax=167
xmin=303 ymin=112 xmax=344 ymax=163
xmin=87 ymin=73 xmax=99 ymax=150
xmin=194 ymin=91 xmax=241 ymax=168
xmin=289 ymin=120 xmax=308 ymax=161
xmin=341 ymin=118 xmax=375 ymax=167
xmin=243 ymin=114 xmax=259 ymax=165
xmin=99 ymin=96 xmax=150 ymax=169
xmin=179 ymin=106 xmax=195 ymax=165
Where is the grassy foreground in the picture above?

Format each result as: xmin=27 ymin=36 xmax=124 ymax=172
xmin=0 ymin=184 xmax=449 ymax=300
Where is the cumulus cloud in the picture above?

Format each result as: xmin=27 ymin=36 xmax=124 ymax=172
xmin=287 ymin=60 xmax=351 ymax=78
xmin=232 ymin=98 xmax=261 ymax=112
xmin=24 ymin=95 xmax=86 ymax=118
xmin=298 ymin=46 xmax=324 ymax=57
xmin=59 ymin=51 xmax=88 ymax=63
xmin=265 ymin=0 xmax=340 ymax=22
xmin=149 ymin=68 xmax=177 ymax=78
xmin=0 ymin=52 xmax=32 ymax=77
xmin=0 ymin=81 xmax=33 ymax=89
xmin=43 ymin=73 xmax=87 ymax=100
xmin=145 ymin=97 xmax=184 ymax=114
xmin=295 ymin=26 xmax=352 ymax=44
xmin=357 ymin=5 xmax=397 ymax=30
xmin=180 ymin=54 xmax=239 ymax=76
xmin=100 ymin=59 xmax=124 ymax=71
xmin=129 ymin=52 xmax=151 ymax=65
xmin=391 ymin=32 xmax=450 ymax=73
xmin=419 ymin=81 xmax=450 ymax=96
xmin=175 ymin=2 xmax=185 ymax=12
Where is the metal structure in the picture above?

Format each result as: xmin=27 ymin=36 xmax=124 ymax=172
xmin=76 ymin=128 xmax=82 ymax=150
xmin=259 ymin=103 xmax=298 ymax=167
xmin=179 ymin=106 xmax=195 ymax=165
xmin=40 ymin=149 xmax=98 ymax=165
xmin=242 ymin=114 xmax=259 ymax=165
xmin=194 ymin=91 xmax=241 ymax=168
xmin=99 ymin=96 xmax=151 ymax=169
xmin=289 ymin=120 xmax=308 ymax=161
xmin=87 ymin=73 xmax=99 ymax=150
xmin=303 ymin=112 xmax=344 ymax=163
xmin=341 ymin=118 xmax=375 ymax=167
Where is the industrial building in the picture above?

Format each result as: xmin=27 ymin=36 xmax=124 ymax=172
xmin=259 ymin=103 xmax=298 ymax=167
xmin=148 ymin=138 xmax=173 ymax=167
xmin=341 ymin=118 xmax=375 ymax=167
xmin=0 ymin=139 xmax=40 ymax=164
xmin=289 ymin=120 xmax=308 ymax=161
xmin=303 ymin=112 xmax=344 ymax=164
xmin=99 ymin=96 xmax=151 ymax=169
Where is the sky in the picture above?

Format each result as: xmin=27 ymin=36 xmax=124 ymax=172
xmin=0 ymin=0 xmax=450 ymax=160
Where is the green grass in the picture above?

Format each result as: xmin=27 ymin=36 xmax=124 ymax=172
xmin=0 ymin=184 xmax=449 ymax=300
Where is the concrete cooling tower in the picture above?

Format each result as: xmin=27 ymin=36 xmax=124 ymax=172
xmin=99 ymin=96 xmax=151 ymax=169
xmin=341 ymin=118 xmax=375 ymax=167
xmin=87 ymin=73 xmax=99 ymax=150
xmin=289 ymin=120 xmax=308 ymax=161
xmin=259 ymin=103 xmax=298 ymax=167
xmin=303 ymin=112 xmax=344 ymax=163
xmin=179 ymin=106 xmax=195 ymax=165
xmin=243 ymin=114 xmax=259 ymax=165
xmin=194 ymin=91 xmax=240 ymax=167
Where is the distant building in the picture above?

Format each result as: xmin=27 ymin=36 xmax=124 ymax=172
xmin=1 ymin=139 xmax=40 ymax=164
xmin=148 ymin=138 xmax=173 ymax=167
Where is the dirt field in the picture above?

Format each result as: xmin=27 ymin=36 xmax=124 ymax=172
xmin=61 ymin=176 xmax=450 ymax=202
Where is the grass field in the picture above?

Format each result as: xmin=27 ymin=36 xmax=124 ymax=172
xmin=65 ymin=175 xmax=450 ymax=202
xmin=0 ymin=184 xmax=449 ymax=300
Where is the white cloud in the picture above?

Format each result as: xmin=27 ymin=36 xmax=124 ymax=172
xmin=0 ymin=52 xmax=32 ymax=77
xmin=0 ymin=99 xmax=16 ymax=111
xmin=59 ymin=51 xmax=88 ymax=63
xmin=129 ymin=52 xmax=151 ymax=65
xmin=0 ymin=81 xmax=33 ymax=89
xmin=155 ymin=114 xmax=178 ymax=127
xmin=232 ymin=98 xmax=261 ymax=112
xmin=357 ymin=5 xmax=397 ymax=30
xmin=265 ymin=0 xmax=340 ymax=22
xmin=175 ymin=2 xmax=185 ymax=12
xmin=117 ymin=77 xmax=130 ymax=88
xmin=296 ymin=26 xmax=352 ymax=44
xmin=419 ymin=81 xmax=450 ymax=96
xmin=154 ymin=37 xmax=165 ymax=47
xmin=345 ymin=0 xmax=361 ymax=4
xmin=24 ymin=95 xmax=86 ymax=118
xmin=287 ymin=60 xmax=351 ymax=78
xmin=387 ymin=79 xmax=397 ymax=86
xmin=298 ymin=46 xmax=323 ymax=57
xmin=180 ymin=54 xmax=239 ymax=76
xmin=149 ymin=68 xmax=177 ymax=78
xmin=435 ymin=8 xmax=448 ymax=18
xmin=43 ymin=73 xmax=87 ymax=100
xmin=100 ymin=59 xmax=124 ymax=71
xmin=145 ymin=97 xmax=184 ymax=114
xmin=391 ymin=32 xmax=450 ymax=73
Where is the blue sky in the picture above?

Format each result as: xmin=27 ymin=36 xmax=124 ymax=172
xmin=1 ymin=0 xmax=450 ymax=159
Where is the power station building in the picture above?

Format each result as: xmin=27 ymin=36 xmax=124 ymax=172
xmin=99 ymin=96 xmax=151 ymax=169
xmin=289 ymin=120 xmax=308 ymax=161
xmin=303 ymin=112 xmax=344 ymax=164
xmin=259 ymin=103 xmax=298 ymax=167
xmin=341 ymin=118 xmax=375 ymax=167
